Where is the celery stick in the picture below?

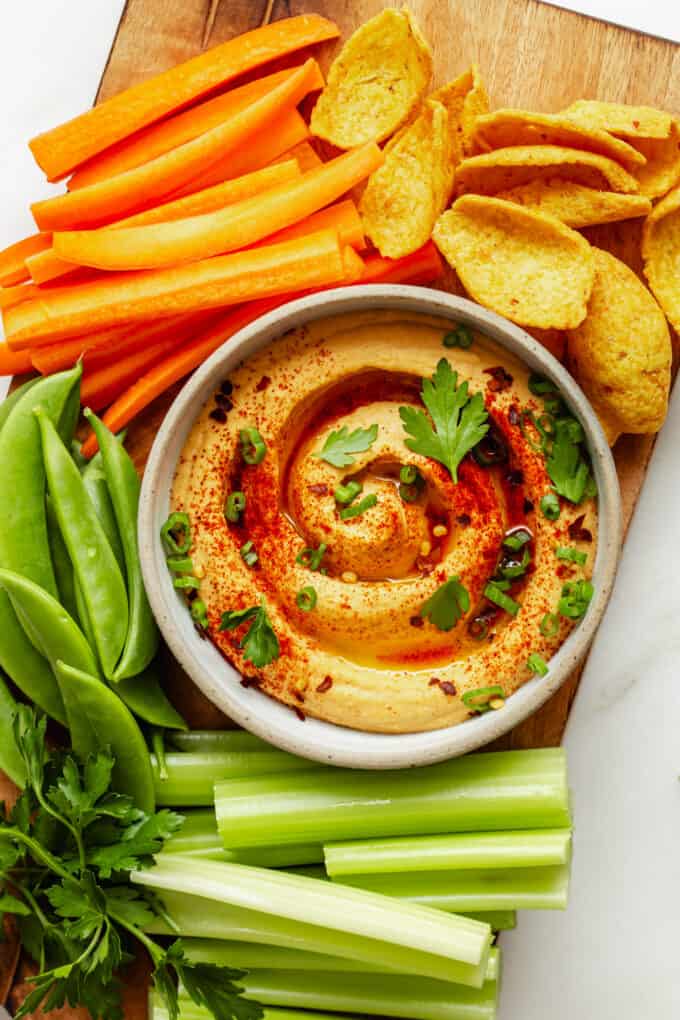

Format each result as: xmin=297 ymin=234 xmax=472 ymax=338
xmin=168 ymin=730 xmax=270 ymax=753
xmin=136 ymin=856 xmax=492 ymax=987
xmin=161 ymin=808 xmax=323 ymax=866
xmin=153 ymin=1006 xmax=371 ymax=1020
xmin=181 ymin=938 xmax=500 ymax=980
xmin=464 ymin=910 xmax=516 ymax=931
xmin=336 ymin=864 xmax=570 ymax=911
xmin=166 ymin=968 xmax=500 ymax=1020
xmin=324 ymin=829 xmax=572 ymax=876
xmin=215 ymin=749 xmax=569 ymax=848
xmin=152 ymin=750 xmax=317 ymax=806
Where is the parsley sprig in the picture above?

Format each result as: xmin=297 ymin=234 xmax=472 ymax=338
xmin=399 ymin=359 xmax=489 ymax=483
xmin=316 ymin=424 xmax=378 ymax=468
xmin=0 ymin=708 xmax=262 ymax=1020
xmin=420 ymin=576 xmax=470 ymax=630
xmin=219 ymin=601 xmax=280 ymax=668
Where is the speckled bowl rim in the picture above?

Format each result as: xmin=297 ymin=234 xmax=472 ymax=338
xmin=139 ymin=285 xmax=622 ymax=769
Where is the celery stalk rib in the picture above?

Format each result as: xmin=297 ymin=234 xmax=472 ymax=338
xmin=152 ymin=750 xmax=317 ymax=806
xmin=324 ymin=829 xmax=572 ymax=875
xmin=168 ymin=730 xmax=271 ymax=753
xmin=214 ymin=749 xmax=569 ymax=847
xmin=162 ymin=808 xmax=322 ymax=866
xmin=135 ymin=856 xmax=492 ymax=986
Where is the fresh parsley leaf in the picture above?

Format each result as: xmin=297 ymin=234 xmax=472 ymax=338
xmin=316 ymin=424 xmax=378 ymax=468
xmin=420 ymin=576 xmax=470 ymax=631
xmin=219 ymin=602 xmax=280 ymax=668
xmin=399 ymin=359 xmax=489 ymax=483
xmin=546 ymin=418 xmax=594 ymax=504
xmin=87 ymin=810 xmax=184 ymax=877
xmin=162 ymin=941 xmax=263 ymax=1020
xmin=0 ymin=891 xmax=31 ymax=916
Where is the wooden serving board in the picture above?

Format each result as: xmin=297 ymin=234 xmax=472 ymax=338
xmin=95 ymin=0 xmax=679 ymax=749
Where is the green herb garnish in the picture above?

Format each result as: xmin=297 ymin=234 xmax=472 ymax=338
xmin=399 ymin=359 xmax=489 ymax=484
xmin=527 ymin=652 xmax=549 ymax=676
xmin=528 ymin=373 xmax=556 ymax=396
xmin=398 ymin=464 xmax=425 ymax=503
xmin=555 ymin=545 xmax=587 ymax=565
xmin=503 ymin=529 xmax=531 ymax=551
xmin=334 ymin=480 xmax=363 ymax=506
xmin=546 ymin=418 xmax=593 ymax=504
xmin=420 ymin=576 xmax=470 ymax=631
xmin=239 ymin=427 xmax=266 ymax=466
xmin=191 ymin=599 xmax=209 ymax=629
xmin=296 ymin=543 xmax=327 ymax=571
xmin=484 ymin=581 xmax=520 ymax=616
xmin=443 ymin=325 xmax=473 ymax=350
xmin=558 ymin=579 xmax=594 ymax=619
xmin=161 ymin=511 xmax=191 ymax=554
xmin=339 ymin=493 xmax=378 ymax=520
xmin=240 ymin=540 xmax=258 ymax=568
xmin=219 ymin=601 xmax=280 ymax=667
xmin=225 ymin=491 xmax=246 ymax=523
xmin=499 ymin=547 xmax=531 ymax=579
xmin=540 ymin=612 xmax=560 ymax=636
xmin=540 ymin=493 xmax=561 ymax=521
xmin=317 ymin=424 xmax=378 ymax=468
xmin=296 ymin=586 xmax=317 ymax=612
xmin=462 ymin=685 xmax=505 ymax=713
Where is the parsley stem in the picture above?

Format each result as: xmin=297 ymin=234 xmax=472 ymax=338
xmin=31 ymin=777 xmax=86 ymax=871
xmin=7 ymin=877 xmax=50 ymax=931
xmin=0 ymin=827 xmax=73 ymax=881
xmin=108 ymin=906 xmax=165 ymax=965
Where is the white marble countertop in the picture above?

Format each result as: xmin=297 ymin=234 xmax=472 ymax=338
xmin=2 ymin=2 xmax=679 ymax=1018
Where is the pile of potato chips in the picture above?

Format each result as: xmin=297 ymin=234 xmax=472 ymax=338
xmin=309 ymin=6 xmax=680 ymax=445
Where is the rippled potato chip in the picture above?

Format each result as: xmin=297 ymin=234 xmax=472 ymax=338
xmin=562 ymin=100 xmax=673 ymax=140
xmin=310 ymin=7 xmax=432 ymax=149
xmin=454 ymin=145 xmax=639 ymax=196
xmin=496 ymin=179 xmax=651 ymax=228
xmin=472 ymin=110 xmax=645 ymax=171
xmin=431 ymin=65 xmax=489 ymax=157
xmin=630 ymin=121 xmax=680 ymax=200
xmin=359 ymin=100 xmax=453 ymax=258
xmin=433 ymin=195 xmax=595 ymax=329
xmin=567 ymin=248 xmax=671 ymax=443
xmin=642 ymin=182 xmax=680 ymax=335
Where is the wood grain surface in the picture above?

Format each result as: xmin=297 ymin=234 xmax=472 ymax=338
xmin=95 ymin=0 xmax=679 ymax=750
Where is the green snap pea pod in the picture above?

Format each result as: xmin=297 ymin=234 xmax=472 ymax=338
xmin=58 ymin=381 xmax=82 ymax=447
xmin=81 ymin=458 xmax=126 ymax=573
xmin=0 ymin=364 xmax=81 ymax=595
xmin=0 ymin=568 xmax=98 ymax=681
xmin=45 ymin=497 xmax=79 ymax=624
xmin=0 ymin=595 xmax=66 ymax=723
xmin=55 ymin=660 xmax=155 ymax=812
xmin=0 ymin=377 xmax=40 ymax=433
xmin=0 ymin=673 xmax=27 ymax=787
xmin=116 ymin=660 xmax=187 ymax=730
xmin=85 ymin=410 xmax=158 ymax=680
xmin=74 ymin=580 xmax=98 ymax=656
xmin=37 ymin=410 xmax=129 ymax=680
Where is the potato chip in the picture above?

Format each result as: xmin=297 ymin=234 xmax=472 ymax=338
xmin=310 ymin=7 xmax=432 ymax=149
xmin=454 ymin=145 xmax=639 ymax=196
xmin=359 ymin=100 xmax=453 ymax=258
xmin=567 ymin=248 xmax=671 ymax=443
xmin=432 ymin=195 xmax=595 ymax=330
xmin=562 ymin=100 xmax=673 ymax=140
xmin=642 ymin=182 xmax=680 ymax=335
xmin=496 ymin=179 xmax=651 ymax=228
xmin=472 ymin=110 xmax=645 ymax=171
xmin=630 ymin=121 xmax=680 ymax=200
xmin=431 ymin=65 xmax=489 ymax=157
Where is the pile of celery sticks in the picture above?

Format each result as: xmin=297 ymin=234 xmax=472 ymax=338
xmin=139 ymin=731 xmax=572 ymax=1020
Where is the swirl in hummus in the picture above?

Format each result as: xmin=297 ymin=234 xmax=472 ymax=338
xmin=170 ymin=311 xmax=598 ymax=733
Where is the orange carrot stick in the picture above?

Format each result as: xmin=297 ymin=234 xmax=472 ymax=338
xmin=32 ymin=60 xmax=324 ymax=232
xmin=30 ymin=326 xmax=137 ymax=374
xmin=360 ymin=242 xmax=444 ymax=285
xmin=5 ymin=229 xmax=348 ymax=348
xmin=82 ymin=330 xmax=201 ymax=410
xmin=68 ymin=68 xmax=313 ymax=190
xmin=259 ymin=199 xmax=365 ymax=251
xmin=0 ymin=234 xmax=52 ymax=287
xmin=0 ymin=284 xmax=41 ymax=311
xmin=0 ymin=342 xmax=34 ymax=376
xmin=54 ymin=143 xmax=383 ymax=270
xmin=167 ymin=109 xmax=310 ymax=197
xmin=270 ymin=141 xmax=322 ymax=172
xmin=28 ymin=160 xmax=301 ymax=287
xmin=29 ymin=14 xmax=340 ymax=181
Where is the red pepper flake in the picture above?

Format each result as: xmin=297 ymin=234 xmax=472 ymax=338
xmin=484 ymin=366 xmax=513 ymax=392
xmin=307 ymin=483 xmax=329 ymax=497
xmin=294 ymin=706 xmax=306 ymax=721
xmin=209 ymin=408 xmax=227 ymax=423
xmin=241 ymin=675 xmax=261 ymax=688
xmin=410 ymin=615 xmax=425 ymax=628
xmin=440 ymin=681 xmax=457 ymax=696
xmin=568 ymin=514 xmax=593 ymax=543
xmin=524 ymin=498 xmax=535 ymax=514
xmin=316 ymin=676 xmax=333 ymax=693
xmin=457 ymin=513 xmax=472 ymax=526
xmin=505 ymin=469 xmax=524 ymax=487
xmin=256 ymin=375 xmax=272 ymax=392
xmin=428 ymin=677 xmax=440 ymax=686
xmin=220 ymin=380 xmax=233 ymax=395
xmin=633 ymin=119 xmax=640 ymax=128
xmin=215 ymin=394 xmax=233 ymax=411
xmin=292 ymin=688 xmax=305 ymax=703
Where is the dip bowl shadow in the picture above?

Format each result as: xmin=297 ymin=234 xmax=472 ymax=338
xmin=139 ymin=285 xmax=622 ymax=768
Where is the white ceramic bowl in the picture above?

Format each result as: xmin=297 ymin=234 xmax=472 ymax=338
xmin=139 ymin=285 xmax=622 ymax=768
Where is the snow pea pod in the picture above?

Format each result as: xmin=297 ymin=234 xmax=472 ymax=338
xmin=0 ymin=596 xmax=65 ymax=723
xmin=0 ymin=568 xmax=99 ymax=679
xmin=85 ymin=410 xmax=158 ymax=680
xmin=116 ymin=660 xmax=187 ymax=730
xmin=37 ymin=410 xmax=129 ymax=680
xmin=0 ymin=673 xmax=27 ymax=787
xmin=55 ymin=660 xmax=155 ymax=812
xmin=0 ymin=377 xmax=40 ymax=433
xmin=81 ymin=458 xmax=126 ymax=574
xmin=45 ymin=496 xmax=79 ymax=624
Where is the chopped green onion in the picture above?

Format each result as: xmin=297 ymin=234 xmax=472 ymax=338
xmin=556 ymin=545 xmax=587 ymax=565
xmin=334 ymin=480 xmax=363 ymax=506
xmin=558 ymin=579 xmax=594 ymax=619
xmin=398 ymin=464 xmax=425 ymax=503
xmin=239 ymin=427 xmax=266 ymax=465
xmin=461 ymin=685 xmax=505 ymax=714
xmin=540 ymin=493 xmax=561 ymax=520
xmin=503 ymin=528 xmax=531 ymax=551
xmin=542 ymin=396 xmax=565 ymax=417
xmin=499 ymin=548 xmax=531 ymax=579
xmin=190 ymin=599 xmax=209 ymax=629
xmin=340 ymin=493 xmax=378 ymax=520
xmin=166 ymin=555 xmax=194 ymax=573
xmin=540 ymin=612 xmax=560 ymax=637
xmin=484 ymin=582 xmax=520 ymax=616
xmin=296 ymin=543 xmax=327 ymax=571
xmin=400 ymin=464 xmax=418 ymax=485
xmin=519 ymin=409 xmax=547 ymax=453
xmin=225 ymin=491 xmax=246 ymax=522
xmin=161 ymin=511 xmax=191 ymax=554
xmin=296 ymin=586 xmax=317 ymax=612
xmin=467 ymin=616 xmax=489 ymax=641
xmin=528 ymin=373 xmax=556 ymax=396
xmin=240 ymin=540 xmax=258 ymax=568
xmin=173 ymin=575 xmax=201 ymax=591
xmin=527 ymin=652 xmax=549 ymax=677
xmin=443 ymin=325 xmax=473 ymax=349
